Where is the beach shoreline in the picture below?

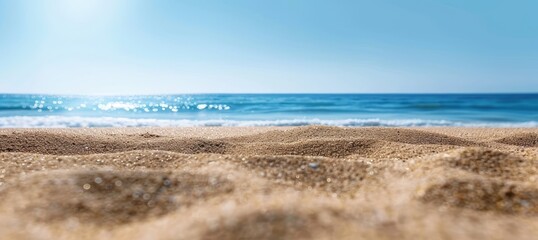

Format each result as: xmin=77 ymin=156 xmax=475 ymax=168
xmin=1 ymin=126 xmax=538 ymax=239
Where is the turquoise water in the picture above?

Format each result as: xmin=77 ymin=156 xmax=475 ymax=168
xmin=0 ymin=94 xmax=537 ymax=127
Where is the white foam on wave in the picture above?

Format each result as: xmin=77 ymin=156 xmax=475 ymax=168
xmin=0 ymin=116 xmax=537 ymax=128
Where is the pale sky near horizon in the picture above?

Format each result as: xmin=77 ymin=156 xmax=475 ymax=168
xmin=0 ymin=0 xmax=537 ymax=94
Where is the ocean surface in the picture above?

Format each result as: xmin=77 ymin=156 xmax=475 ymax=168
xmin=0 ymin=94 xmax=537 ymax=128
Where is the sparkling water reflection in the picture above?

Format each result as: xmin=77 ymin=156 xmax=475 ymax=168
xmin=0 ymin=94 xmax=537 ymax=127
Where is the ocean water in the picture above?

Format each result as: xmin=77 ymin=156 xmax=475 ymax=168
xmin=0 ymin=94 xmax=537 ymax=128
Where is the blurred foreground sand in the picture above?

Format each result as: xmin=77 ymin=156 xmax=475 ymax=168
xmin=1 ymin=126 xmax=538 ymax=239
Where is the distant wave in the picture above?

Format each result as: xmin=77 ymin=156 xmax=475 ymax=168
xmin=0 ymin=106 xmax=35 ymax=111
xmin=0 ymin=116 xmax=537 ymax=128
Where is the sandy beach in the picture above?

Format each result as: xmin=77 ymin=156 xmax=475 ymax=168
xmin=1 ymin=126 xmax=538 ymax=239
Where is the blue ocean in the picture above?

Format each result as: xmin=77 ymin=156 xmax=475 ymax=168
xmin=0 ymin=94 xmax=537 ymax=128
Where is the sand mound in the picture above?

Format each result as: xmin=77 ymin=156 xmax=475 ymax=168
xmin=0 ymin=127 xmax=476 ymax=158
xmin=439 ymin=148 xmax=538 ymax=180
xmin=143 ymin=139 xmax=229 ymax=154
xmin=202 ymin=207 xmax=342 ymax=240
xmin=0 ymin=151 xmax=226 ymax=185
xmin=237 ymin=139 xmax=377 ymax=158
xmin=0 ymin=131 xmax=231 ymax=155
xmin=1 ymin=170 xmax=234 ymax=225
xmin=132 ymin=132 xmax=162 ymax=139
xmin=233 ymin=155 xmax=371 ymax=193
xmin=204 ymin=211 xmax=318 ymax=240
xmin=419 ymin=177 xmax=538 ymax=215
xmin=229 ymin=126 xmax=475 ymax=146
xmin=496 ymin=133 xmax=538 ymax=147
xmin=0 ymin=131 xmax=130 ymax=154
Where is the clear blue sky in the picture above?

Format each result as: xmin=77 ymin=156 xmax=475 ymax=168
xmin=1 ymin=0 xmax=537 ymax=94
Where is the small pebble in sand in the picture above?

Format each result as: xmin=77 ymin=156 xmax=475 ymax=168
xmin=163 ymin=179 xmax=172 ymax=187
xmin=94 ymin=177 xmax=103 ymax=184
xmin=308 ymin=162 xmax=319 ymax=170
xmin=114 ymin=180 xmax=123 ymax=187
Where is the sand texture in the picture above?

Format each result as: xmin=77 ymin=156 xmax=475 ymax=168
xmin=1 ymin=126 xmax=538 ymax=239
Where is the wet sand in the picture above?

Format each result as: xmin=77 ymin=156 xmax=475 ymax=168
xmin=1 ymin=126 xmax=538 ymax=239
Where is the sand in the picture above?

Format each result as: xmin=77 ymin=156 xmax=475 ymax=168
xmin=1 ymin=126 xmax=538 ymax=239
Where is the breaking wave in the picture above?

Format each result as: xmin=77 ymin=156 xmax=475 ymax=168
xmin=1 ymin=116 xmax=537 ymax=128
